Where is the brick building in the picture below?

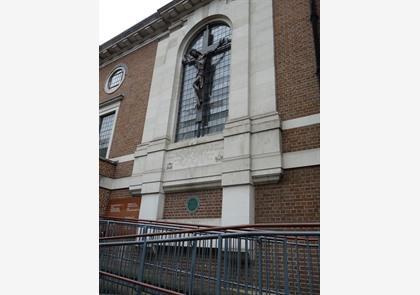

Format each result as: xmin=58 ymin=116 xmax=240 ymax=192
xmin=99 ymin=0 xmax=320 ymax=226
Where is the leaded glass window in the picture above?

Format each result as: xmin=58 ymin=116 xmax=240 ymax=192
xmin=175 ymin=23 xmax=231 ymax=142
xmin=99 ymin=112 xmax=115 ymax=158
xmin=104 ymin=66 xmax=126 ymax=94
xmin=108 ymin=69 xmax=124 ymax=89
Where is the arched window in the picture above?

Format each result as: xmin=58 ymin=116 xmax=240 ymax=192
xmin=175 ymin=23 xmax=232 ymax=142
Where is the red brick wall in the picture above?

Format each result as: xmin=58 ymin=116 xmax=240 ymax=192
xmin=109 ymin=188 xmax=132 ymax=199
xmin=273 ymin=0 xmax=320 ymax=120
xmin=99 ymin=187 xmax=111 ymax=215
xmin=163 ymin=188 xmax=222 ymax=219
xmin=114 ymin=161 xmax=134 ymax=178
xmin=99 ymin=158 xmax=133 ymax=179
xmin=99 ymin=158 xmax=116 ymax=178
xmin=282 ymin=124 xmax=320 ymax=152
xmin=99 ymin=41 xmax=157 ymax=158
xmin=255 ymin=166 xmax=320 ymax=223
xmin=103 ymin=196 xmax=141 ymax=219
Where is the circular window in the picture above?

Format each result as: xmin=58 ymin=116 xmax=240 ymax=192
xmin=104 ymin=65 xmax=127 ymax=94
xmin=186 ymin=196 xmax=200 ymax=214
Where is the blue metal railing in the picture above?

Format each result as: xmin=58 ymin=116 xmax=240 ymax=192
xmin=99 ymin=218 xmax=320 ymax=295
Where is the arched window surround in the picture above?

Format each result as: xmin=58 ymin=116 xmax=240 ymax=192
xmin=173 ymin=19 xmax=232 ymax=142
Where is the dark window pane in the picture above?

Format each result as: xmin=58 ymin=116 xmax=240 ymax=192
xmin=175 ymin=23 xmax=231 ymax=142
xmin=99 ymin=112 xmax=115 ymax=158
xmin=108 ymin=69 xmax=124 ymax=88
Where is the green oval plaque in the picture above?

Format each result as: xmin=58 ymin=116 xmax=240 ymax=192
xmin=186 ymin=197 xmax=199 ymax=213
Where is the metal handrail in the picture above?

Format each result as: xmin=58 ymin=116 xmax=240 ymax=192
xmin=101 ymin=216 xmax=318 ymax=232
xmin=99 ymin=218 xmax=320 ymax=295
xmin=100 ymin=230 xmax=320 ymax=247
xmin=100 ymin=216 xmax=212 ymax=228
xmin=100 ymin=219 xmax=319 ymax=241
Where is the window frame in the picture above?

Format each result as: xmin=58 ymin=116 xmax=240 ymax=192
xmin=174 ymin=21 xmax=232 ymax=143
xmin=104 ymin=64 xmax=127 ymax=94
xmin=108 ymin=69 xmax=124 ymax=89
xmin=99 ymin=99 xmax=120 ymax=159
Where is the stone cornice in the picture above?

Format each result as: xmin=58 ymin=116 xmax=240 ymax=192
xmin=99 ymin=0 xmax=214 ymax=66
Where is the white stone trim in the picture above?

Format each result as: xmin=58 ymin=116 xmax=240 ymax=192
xmin=110 ymin=153 xmax=134 ymax=163
xmin=283 ymin=148 xmax=320 ymax=169
xmin=99 ymin=176 xmax=113 ymax=190
xmin=99 ymin=97 xmax=121 ymax=115
xmin=99 ymin=175 xmax=141 ymax=190
xmin=163 ymin=176 xmax=221 ymax=192
xmin=139 ymin=193 xmax=165 ymax=220
xmin=252 ymin=168 xmax=282 ymax=184
xmin=167 ymin=134 xmax=224 ymax=151
xmin=221 ymin=185 xmax=254 ymax=226
xmin=282 ymin=114 xmax=320 ymax=130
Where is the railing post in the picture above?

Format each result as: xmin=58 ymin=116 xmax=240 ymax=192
xmin=136 ymin=226 xmax=148 ymax=295
xmin=306 ymin=238 xmax=313 ymax=295
xmin=245 ymin=237 xmax=249 ymax=295
xmin=283 ymin=238 xmax=290 ymax=295
xmin=224 ymin=238 xmax=228 ymax=292
xmin=188 ymin=237 xmax=197 ymax=294
xmin=216 ymin=234 xmax=222 ymax=295
xmin=295 ymin=237 xmax=302 ymax=295
xmin=258 ymin=237 xmax=263 ymax=295
xmin=105 ymin=220 xmax=110 ymax=237
xmin=236 ymin=237 xmax=241 ymax=295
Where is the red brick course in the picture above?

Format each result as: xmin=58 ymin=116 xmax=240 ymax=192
xmin=282 ymin=124 xmax=320 ymax=153
xmin=109 ymin=188 xmax=132 ymax=199
xmin=163 ymin=188 xmax=223 ymax=219
xmin=114 ymin=160 xmax=134 ymax=178
xmin=99 ymin=187 xmax=111 ymax=215
xmin=99 ymin=41 xmax=157 ymax=158
xmin=99 ymin=158 xmax=133 ymax=179
xmin=255 ymin=166 xmax=320 ymax=223
xmin=99 ymin=158 xmax=116 ymax=178
xmin=273 ymin=0 xmax=320 ymax=120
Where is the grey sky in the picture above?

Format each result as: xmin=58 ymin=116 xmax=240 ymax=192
xmin=99 ymin=0 xmax=172 ymax=44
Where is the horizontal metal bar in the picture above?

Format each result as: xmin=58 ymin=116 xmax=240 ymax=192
xmin=100 ymin=216 xmax=209 ymax=228
xmin=100 ymin=231 xmax=320 ymax=247
xmin=99 ymin=270 xmax=184 ymax=295
xmin=100 ymin=216 xmax=319 ymax=230
xmin=100 ymin=219 xmax=193 ymax=231
xmin=139 ymin=261 xmax=287 ymax=295
xmin=100 ymin=222 xmax=320 ymax=241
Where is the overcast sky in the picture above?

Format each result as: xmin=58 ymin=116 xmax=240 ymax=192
xmin=99 ymin=0 xmax=172 ymax=44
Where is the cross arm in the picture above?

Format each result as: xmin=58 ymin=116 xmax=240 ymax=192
xmin=205 ymin=37 xmax=231 ymax=56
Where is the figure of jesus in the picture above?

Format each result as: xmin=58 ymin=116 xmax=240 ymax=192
xmin=187 ymin=48 xmax=207 ymax=110
xmin=183 ymin=38 xmax=229 ymax=122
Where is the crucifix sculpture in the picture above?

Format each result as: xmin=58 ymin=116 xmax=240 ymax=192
xmin=183 ymin=29 xmax=231 ymax=126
